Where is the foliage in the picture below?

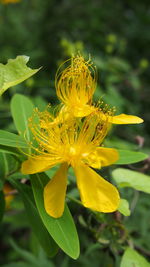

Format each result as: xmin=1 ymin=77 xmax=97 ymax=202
xmin=0 ymin=56 xmax=40 ymax=96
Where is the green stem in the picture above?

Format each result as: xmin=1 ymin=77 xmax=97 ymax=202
xmin=66 ymin=195 xmax=83 ymax=206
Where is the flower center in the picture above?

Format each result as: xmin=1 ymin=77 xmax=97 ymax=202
xmin=64 ymin=145 xmax=82 ymax=166
xmin=69 ymin=146 xmax=76 ymax=156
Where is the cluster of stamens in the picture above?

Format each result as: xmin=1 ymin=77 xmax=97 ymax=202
xmin=24 ymin=55 xmax=115 ymax=167
xmin=55 ymin=55 xmax=97 ymax=106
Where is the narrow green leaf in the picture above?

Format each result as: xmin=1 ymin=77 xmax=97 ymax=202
xmin=112 ymin=168 xmax=150 ymax=193
xmin=9 ymin=239 xmax=40 ymax=266
xmin=0 ymin=152 xmax=18 ymax=190
xmin=116 ymin=149 xmax=148 ymax=165
xmin=31 ymin=172 xmax=80 ymax=259
xmin=8 ymin=239 xmax=55 ymax=267
xmin=0 ymin=191 xmax=5 ymax=222
xmin=11 ymin=94 xmax=34 ymax=140
xmin=0 ymin=152 xmax=9 ymax=183
xmin=121 ymin=247 xmax=150 ymax=267
xmin=0 ymin=130 xmax=28 ymax=148
xmin=118 ymin=199 xmax=130 ymax=216
xmin=0 ymin=56 xmax=41 ymax=96
xmin=9 ymin=179 xmax=58 ymax=257
xmin=0 ymin=152 xmax=19 ymax=186
xmin=0 ymin=145 xmax=20 ymax=156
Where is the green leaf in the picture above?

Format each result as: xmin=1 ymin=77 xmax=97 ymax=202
xmin=0 ymin=130 xmax=28 ymax=148
xmin=118 ymin=199 xmax=130 ymax=216
xmin=112 ymin=168 xmax=150 ymax=193
xmin=9 ymin=239 xmax=41 ymax=267
xmin=121 ymin=247 xmax=150 ymax=267
xmin=31 ymin=172 xmax=80 ymax=259
xmin=104 ymin=138 xmax=137 ymax=150
xmin=0 ymin=152 xmax=18 ymax=189
xmin=8 ymin=239 xmax=55 ymax=267
xmin=0 ymin=56 xmax=41 ymax=96
xmin=0 ymin=152 xmax=9 ymax=185
xmin=11 ymin=94 xmax=34 ymax=140
xmin=116 ymin=149 xmax=148 ymax=165
xmin=0 ymin=152 xmax=19 ymax=186
xmin=9 ymin=179 xmax=58 ymax=257
xmin=32 ymin=96 xmax=48 ymax=111
xmin=0 ymin=191 xmax=5 ymax=223
xmin=0 ymin=145 xmax=20 ymax=156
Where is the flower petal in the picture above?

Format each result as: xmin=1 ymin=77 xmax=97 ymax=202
xmin=21 ymin=157 xmax=57 ymax=174
xmin=44 ymin=163 xmax=68 ymax=218
xmin=110 ymin=114 xmax=143 ymax=124
xmin=85 ymin=147 xmax=119 ymax=169
xmin=72 ymin=104 xmax=96 ymax=117
xmin=96 ymin=147 xmax=119 ymax=167
xmin=58 ymin=104 xmax=96 ymax=119
xmin=74 ymin=164 xmax=120 ymax=213
xmin=84 ymin=152 xmax=101 ymax=169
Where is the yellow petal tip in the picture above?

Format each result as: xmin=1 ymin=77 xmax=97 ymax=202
xmin=112 ymin=114 xmax=144 ymax=124
xmin=44 ymin=163 xmax=68 ymax=219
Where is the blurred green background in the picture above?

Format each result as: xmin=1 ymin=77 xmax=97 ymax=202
xmin=0 ymin=0 xmax=150 ymax=266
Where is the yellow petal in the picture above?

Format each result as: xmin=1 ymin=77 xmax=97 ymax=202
xmin=72 ymin=104 xmax=96 ymax=117
xmin=74 ymin=164 xmax=120 ymax=213
xmin=110 ymin=114 xmax=143 ymax=124
xmin=84 ymin=152 xmax=101 ymax=169
xmin=85 ymin=147 xmax=119 ymax=169
xmin=21 ymin=157 xmax=57 ymax=174
xmin=96 ymin=147 xmax=119 ymax=167
xmin=44 ymin=163 xmax=68 ymax=218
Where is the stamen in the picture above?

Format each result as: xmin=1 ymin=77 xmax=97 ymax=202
xmin=55 ymin=55 xmax=96 ymax=106
xmin=22 ymin=106 xmax=110 ymax=167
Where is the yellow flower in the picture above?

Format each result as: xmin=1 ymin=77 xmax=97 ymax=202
xmin=21 ymin=109 xmax=120 ymax=218
xmin=56 ymin=55 xmax=96 ymax=117
xmin=0 ymin=0 xmax=20 ymax=4
xmin=56 ymin=55 xmax=143 ymax=125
